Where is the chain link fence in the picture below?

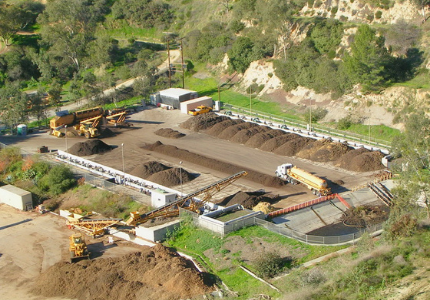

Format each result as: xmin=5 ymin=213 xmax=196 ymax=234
xmin=180 ymin=208 xmax=383 ymax=245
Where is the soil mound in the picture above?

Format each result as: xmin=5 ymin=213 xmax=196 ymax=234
xmin=130 ymin=161 xmax=170 ymax=178
xmin=31 ymin=244 xmax=214 ymax=300
xmin=155 ymin=128 xmax=185 ymax=139
xmin=337 ymin=148 xmax=385 ymax=171
xmin=245 ymin=129 xmax=284 ymax=148
xmin=206 ymin=119 xmax=242 ymax=137
xmin=68 ymin=140 xmax=112 ymax=156
xmin=218 ymin=191 xmax=280 ymax=209
xmin=147 ymin=167 xmax=195 ymax=187
xmin=180 ymin=113 xmax=228 ymax=131
xmin=230 ymin=127 xmax=266 ymax=144
xmin=142 ymin=141 xmax=285 ymax=188
xmin=100 ymin=128 xmax=115 ymax=138
xmin=341 ymin=205 xmax=389 ymax=227
xmin=297 ymin=139 xmax=351 ymax=162
xmin=218 ymin=122 xmax=256 ymax=139
xmin=259 ymin=133 xmax=299 ymax=152
xmin=274 ymin=136 xmax=315 ymax=156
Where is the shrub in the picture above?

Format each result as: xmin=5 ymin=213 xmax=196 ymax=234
xmin=337 ymin=116 xmax=352 ymax=130
xmin=254 ymin=251 xmax=288 ymax=278
xmin=38 ymin=165 xmax=76 ymax=195
xmin=375 ymin=10 xmax=382 ymax=19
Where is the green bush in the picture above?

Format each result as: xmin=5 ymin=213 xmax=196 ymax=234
xmin=337 ymin=116 xmax=352 ymax=130
xmin=253 ymin=251 xmax=287 ymax=279
xmin=38 ymin=165 xmax=76 ymax=195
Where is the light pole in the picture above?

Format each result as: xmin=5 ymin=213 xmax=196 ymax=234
xmin=179 ymin=161 xmax=183 ymax=196
xmin=121 ymin=143 xmax=125 ymax=185
xmin=65 ymin=125 xmax=68 ymax=152
xmin=309 ymin=99 xmax=312 ymax=132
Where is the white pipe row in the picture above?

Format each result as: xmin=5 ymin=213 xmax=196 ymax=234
xmin=56 ymin=150 xmax=180 ymax=195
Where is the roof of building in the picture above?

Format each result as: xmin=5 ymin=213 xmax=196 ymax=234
xmin=159 ymin=88 xmax=197 ymax=98
xmin=0 ymin=185 xmax=31 ymax=196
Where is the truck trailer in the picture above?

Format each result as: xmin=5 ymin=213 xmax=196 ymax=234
xmin=276 ymin=163 xmax=331 ymax=196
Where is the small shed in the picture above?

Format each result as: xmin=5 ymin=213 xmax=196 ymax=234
xmin=0 ymin=185 xmax=33 ymax=211
xmin=159 ymin=88 xmax=198 ymax=109
xmin=180 ymin=96 xmax=214 ymax=114
xmin=151 ymin=189 xmax=177 ymax=208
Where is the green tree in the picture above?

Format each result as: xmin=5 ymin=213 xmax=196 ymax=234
xmin=344 ymin=25 xmax=392 ymax=92
xmin=228 ymin=37 xmax=256 ymax=73
xmin=389 ymin=112 xmax=430 ymax=237
xmin=310 ymin=19 xmax=343 ymax=56
xmin=0 ymin=83 xmax=28 ymax=131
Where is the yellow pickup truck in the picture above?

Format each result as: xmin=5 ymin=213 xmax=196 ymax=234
xmin=188 ymin=105 xmax=213 ymax=116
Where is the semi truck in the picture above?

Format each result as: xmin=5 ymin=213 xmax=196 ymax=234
xmin=275 ymin=163 xmax=331 ymax=196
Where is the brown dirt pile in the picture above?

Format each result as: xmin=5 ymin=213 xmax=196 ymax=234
xmin=147 ymin=167 xmax=195 ymax=187
xmin=218 ymin=121 xmax=256 ymax=139
xmin=142 ymin=141 xmax=285 ymax=188
xmin=180 ymin=113 xmax=228 ymax=131
xmin=68 ymin=140 xmax=113 ymax=156
xmin=341 ymin=205 xmax=389 ymax=227
xmin=31 ymin=244 xmax=214 ymax=300
xmin=245 ymin=129 xmax=285 ymax=148
xmin=336 ymin=148 xmax=385 ymax=171
xmin=180 ymin=116 xmax=385 ymax=173
xmin=130 ymin=161 xmax=170 ymax=178
xmin=259 ymin=133 xmax=299 ymax=152
xmin=274 ymin=136 xmax=315 ymax=156
xmin=218 ymin=191 xmax=280 ymax=209
xmin=154 ymin=128 xmax=185 ymax=139
xmin=206 ymin=119 xmax=243 ymax=136
xmin=230 ymin=126 xmax=268 ymax=144
xmin=297 ymin=139 xmax=351 ymax=162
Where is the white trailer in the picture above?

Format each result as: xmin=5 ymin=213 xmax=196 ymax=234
xmin=180 ymin=96 xmax=214 ymax=114
xmin=0 ymin=185 xmax=33 ymax=211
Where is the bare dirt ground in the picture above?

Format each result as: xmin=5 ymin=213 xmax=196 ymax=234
xmin=0 ymin=203 xmax=214 ymax=300
xmin=0 ymin=107 xmax=382 ymax=208
xmin=0 ymin=204 xmax=145 ymax=300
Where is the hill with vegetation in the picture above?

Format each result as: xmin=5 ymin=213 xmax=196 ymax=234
xmin=1 ymin=1 xmax=430 ymax=298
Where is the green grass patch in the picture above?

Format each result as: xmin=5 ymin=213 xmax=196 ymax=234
xmin=166 ymin=219 xmax=345 ymax=299
xmin=393 ymin=71 xmax=430 ymax=90
xmin=103 ymin=25 xmax=160 ymax=41
xmin=347 ymin=123 xmax=400 ymax=143
xmin=184 ymin=76 xmax=301 ymax=120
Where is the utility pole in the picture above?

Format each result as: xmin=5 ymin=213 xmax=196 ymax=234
xmin=167 ymin=38 xmax=172 ymax=88
xmin=180 ymin=39 xmax=185 ymax=89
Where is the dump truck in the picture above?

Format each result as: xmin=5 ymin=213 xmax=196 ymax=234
xmin=188 ymin=105 xmax=212 ymax=116
xmin=69 ymin=233 xmax=90 ymax=263
xmin=50 ymin=107 xmax=104 ymax=129
xmin=275 ymin=163 xmax=331 ymax=196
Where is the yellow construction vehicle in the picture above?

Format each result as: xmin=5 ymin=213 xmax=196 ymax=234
xmin=106 ymin=110 xmax=131 ymax=127
xmin=77 ymin=115 xmax=103 ymax=138
xmin=69 ymin=233 xmax=90 ymax=263
xmin=188 ymin=105 xmax=212 ymax=116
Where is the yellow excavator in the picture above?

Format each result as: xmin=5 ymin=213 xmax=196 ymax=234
xmin=69 ymin=233 xmax=90 ymax=263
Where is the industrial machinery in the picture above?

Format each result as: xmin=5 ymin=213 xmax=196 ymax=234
xmin=188 ymin=105 xmax=213 ymax=116
xmin=106 ymin=110 xmax=131 ymax=127
xmin=276 ymin=163 xmax=331 ymax=196
xmin=67 ymin=217 xmax=122 ymax=237
xmin=126 ymin=171 xmax=248 ymax=226
xmin=50 ymin=107 xmax=104 ymax=130
xmin=69 ymin=233 xmax=90 ymax=263
xmin=77 ymin=115 xmax=103 ymax=138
